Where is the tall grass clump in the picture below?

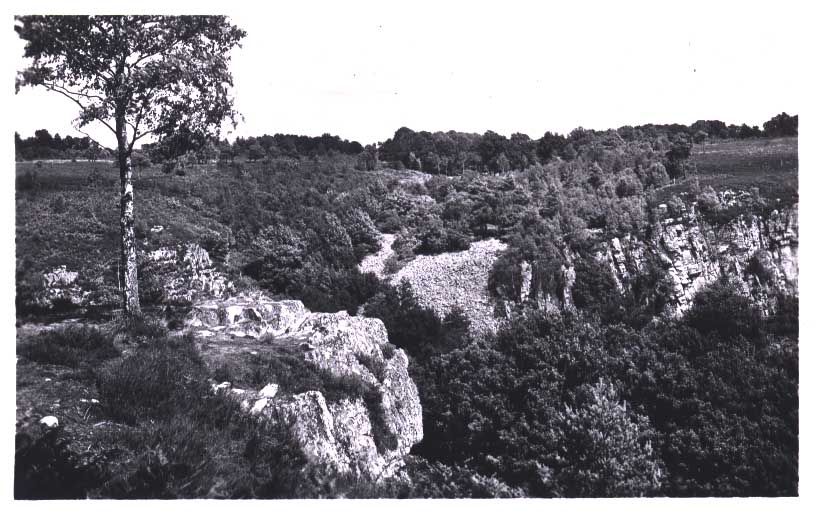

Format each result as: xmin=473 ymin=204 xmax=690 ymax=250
xmin=17 ymin=325 xmax=119 ymax=368
xmin=95 ymin=334 xmax=205 ymax=424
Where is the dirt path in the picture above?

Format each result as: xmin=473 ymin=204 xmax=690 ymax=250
xmin=358 ymin=233 xmax=396 ymax=279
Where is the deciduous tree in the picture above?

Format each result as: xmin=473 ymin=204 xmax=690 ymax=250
xmin=16 ymin=15 xmax=245 ymax=315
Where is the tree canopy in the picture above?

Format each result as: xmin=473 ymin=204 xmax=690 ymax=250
xmin=16 ymin=15 xmax=246 ymax=155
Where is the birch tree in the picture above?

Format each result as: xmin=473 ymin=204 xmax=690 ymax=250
xmin=16 ymin=16 xmax=245 ymax=316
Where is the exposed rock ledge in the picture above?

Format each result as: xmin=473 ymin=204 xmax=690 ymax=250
xmin=186 ymin=292 xmax=423 ymax=481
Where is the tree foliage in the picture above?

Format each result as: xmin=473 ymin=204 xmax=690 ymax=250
xmin=16 ymin=16 xmax=246 ymax=155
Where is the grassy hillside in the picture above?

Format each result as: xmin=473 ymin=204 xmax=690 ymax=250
xmin=655 ymin=137 xmax=798 ymax=206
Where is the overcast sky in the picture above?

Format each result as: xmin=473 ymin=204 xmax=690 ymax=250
xmin=11 ymin=1 xmax=806 ymax=147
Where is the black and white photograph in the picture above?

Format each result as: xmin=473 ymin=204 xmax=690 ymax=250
xmin=8 ymin=0 xmax=811 ymax=505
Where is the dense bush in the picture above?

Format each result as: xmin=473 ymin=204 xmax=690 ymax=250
xmin=407 ymin=277 xmax=797 ymax=497
xmin=15 ymin=427 xmax=103 ymax=499
xmin=18 ymin=325 xmax=119 ymax=368
xmin=415 ymin=221 xmax=470 ymax=255
xmin=363 ymin=281 xmax=469 ymax=358
xmin=684 ymin=281 xmax=763 ymax=343
xmin=571 ymin=255 xmax=623 ymax=320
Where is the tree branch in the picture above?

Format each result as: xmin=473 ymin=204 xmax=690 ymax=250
xmin=127 ymin=111 xmax=146 ymax=153
xmin=72 ymin=125 xmax=113 ymax=155
xmin=42 ymin=83 xmax=117 ymax=135
xmin=43 ymin=81 xmax=107 ymax=103
xmin=130 ymin=129 xmax=156 ymax=151
xmin=128 ymin=32 xmax=189 ymax=70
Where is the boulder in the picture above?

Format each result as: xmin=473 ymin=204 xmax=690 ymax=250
xmin=140 ymin=243 xmax=233 ymax=305
xmin=39 ymin=415 xmax=59 ymax=428
xmin=192 ymin=294 xmax=424 ymax=481
xmin=186 ymin=293 xmax=308 ymax=338
xmin=33 ymin=265 xmax=89 ymax=310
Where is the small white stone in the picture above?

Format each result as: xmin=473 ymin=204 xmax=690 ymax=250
xmin=211 ymin=381 xmax=231 ymax=394
xmin=39 ymin=416 xmax=59 ymax=428
xmin=250 ymin=398 xmax=269 ymax=414
xmin=259 ymin=383 xmax=279 ymax=398
xmin=91 ymin=399 xmax=99 ymax=404
xmin=44 ymin=378 xmax=52 ymax=382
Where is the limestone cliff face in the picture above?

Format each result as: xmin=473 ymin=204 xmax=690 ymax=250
xmin=597 ymin=200 xmax=797 ymax=315
xmin=521 ymin=192 xmax=798 ymax=316
xmin=187 ymin=292 xmax=423 ymax=481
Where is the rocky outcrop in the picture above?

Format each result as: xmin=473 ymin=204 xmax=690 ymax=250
xmin=521 ymin=193 xmax=798 ymax=317
xmin=517 ymin=251 xmax=577 ymax=314
xmin=596 ymin=198 xmax=798 ymax=315
xmin=188 ymin=292 xmax=423 ymax=481
xmin=390 ymin=239 xmax=507 ymax=334
xmin=186 ymin=293 xmax=308 ymax=339
xmin=140 ymin=243 xmax=233 ymax=305
xmin=32 ymin=265 xmax=89 ymax=310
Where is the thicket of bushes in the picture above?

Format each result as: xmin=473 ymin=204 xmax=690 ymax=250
xmin=397 ymin=279 xmax=798 ymax=497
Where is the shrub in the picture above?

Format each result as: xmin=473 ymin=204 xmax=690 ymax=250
xmin=571 ymin=256 xmax=622 ymax=318
xmin=97 ymin=394 xmax=313 ymax=499
xmin=615 ymin=171 xmax=641 ymax=198
xmin=355 ymin=352 xmax=387 ymax=383
xmin=131 ymin=151 xmax=152 ymax=169
xmin=117 ymin=314 xmax=169 ymax=340
xmin=353 ymin=457 xmax=525 ymax=498
xmin=416 ymin=224 xmax=470 ymax=255
xmin=16 ymin=169 xmax=40 ymax=191
xmin=547 ymin=379 xmax=665 ymax=497
xmin=95 ymin=334 xmax=206 ymax=424
xmin=696 ymin=186 xmax=721 ymax=214
xmin=685 ymin=282 xmax=762 ymax=343
xmin=362 ymin=385 xmax=398 ymax=454
xmin=363 ymin=281 xmax=444 ymax=358
xmin=49 ymin=195 xmax=68 ymax=214
xmin=666 ymin=195 xmax=687 ymax=218
xmin=488 ymin=250 xmax=524 ymax=301
xmin=18 ymin=325 xmax=119 ymax=368
xmin=745 ymin=253 xmax=773 ymax=284
xmin=383 ymin=255 xmax=403 ymax=275
xmin=380 ymin=341 xmax=397 ymax=360
xmin=161 ymin=160 xmax=177 ymax=175
xmin=767 ymin=293 xmax=798 ymax=337
xmin=15 ymin=428 xmax=102 ymax=499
